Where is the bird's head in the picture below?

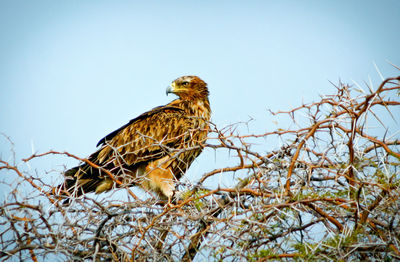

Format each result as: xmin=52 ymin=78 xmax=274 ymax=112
xmin=166 ymin=76 xmax=209 ymax=101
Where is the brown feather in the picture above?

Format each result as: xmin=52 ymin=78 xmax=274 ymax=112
xmin=56 ymin=76 xmax=210 ymax=200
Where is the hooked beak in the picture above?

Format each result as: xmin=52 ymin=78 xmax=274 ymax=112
xmin=166 ymin=85 xmax=173 ymax=96
xmin=166 ymin=82 xmax=175 ymax=96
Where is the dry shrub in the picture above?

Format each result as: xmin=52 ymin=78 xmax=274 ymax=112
xmin=1 ymin=75 xmax=399 ymax=261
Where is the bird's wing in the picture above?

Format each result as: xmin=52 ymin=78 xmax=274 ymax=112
xmin=95 ymin=105 xmax=198 ymax=166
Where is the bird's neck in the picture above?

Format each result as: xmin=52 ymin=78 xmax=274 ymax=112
xmin=170 ymin=98 xmax=211 ymax=120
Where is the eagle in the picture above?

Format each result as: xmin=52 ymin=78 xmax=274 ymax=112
xmin=56 ymin=76 xmax=210 ymax=200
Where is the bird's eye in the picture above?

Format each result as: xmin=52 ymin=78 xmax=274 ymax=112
xmin=182 ymin=81 xmax=189 ymax=86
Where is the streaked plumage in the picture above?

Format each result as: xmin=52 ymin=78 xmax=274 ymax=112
xmin=56 ymin=76 xmax=210 ymax=199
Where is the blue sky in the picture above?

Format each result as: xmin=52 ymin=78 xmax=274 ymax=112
xmin=1 ymin=1 xmax=399 ymax=191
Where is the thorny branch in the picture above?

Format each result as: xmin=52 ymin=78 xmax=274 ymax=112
xmin=0 ymin=76 xmax=399 ymax=261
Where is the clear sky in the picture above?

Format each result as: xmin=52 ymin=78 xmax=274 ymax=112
xmin=1 ymin=1 xmax=399 ymax=192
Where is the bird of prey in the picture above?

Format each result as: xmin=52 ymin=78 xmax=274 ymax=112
xmin=55 ymin=76 xmax=210 ymax=200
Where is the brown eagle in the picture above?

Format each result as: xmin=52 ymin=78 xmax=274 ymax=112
xmin=56 ymin=76 xmax=210 ymax=200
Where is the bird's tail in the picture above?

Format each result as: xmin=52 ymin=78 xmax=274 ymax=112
xmin=52 ymin=163 xmax=111 ymax=203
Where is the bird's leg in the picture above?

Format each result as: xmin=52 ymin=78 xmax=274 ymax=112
xmin=161 ymin=182 xmax=176 ymax=207
xmin=160 ymin=182 xmax=175 ymax=200
xmin=145 ymin=161 xmax=176 ymax=203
